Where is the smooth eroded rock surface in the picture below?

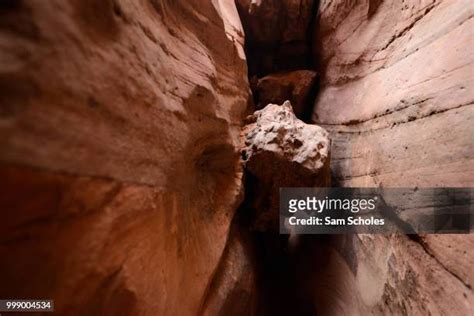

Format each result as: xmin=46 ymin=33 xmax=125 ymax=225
xmin=242 ymin=101 xmax=330 ymax=230
xmin=0 ymin=1 xmax=253 ymax=315
xmin=311 ymin=0 xmax=474 ymax=314
xmin=313 ymin=0 xmax=474 ymax=187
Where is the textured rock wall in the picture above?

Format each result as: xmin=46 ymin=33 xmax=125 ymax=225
xmin=312 ymin=0 xmax=474 ymax=314
xmin=313 ymin=0 xmax=473 ymax=187
xmin=0 ymin=0 xmax=254 ymax=315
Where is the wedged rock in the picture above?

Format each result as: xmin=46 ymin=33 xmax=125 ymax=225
xmin=236 ymin=0 xmax=315 ymax=75
xmin=254 ymin=70 xmax=318 ymax=119
xmin=242 ymin=101 xmax=330 ymax=230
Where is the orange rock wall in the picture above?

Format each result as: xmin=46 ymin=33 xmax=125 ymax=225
xmin=0 ymin=1 xmax=252 ymax=315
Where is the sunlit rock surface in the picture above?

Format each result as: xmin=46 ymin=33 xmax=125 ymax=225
xmin=311 ymin=0 xmax=474 ymax=314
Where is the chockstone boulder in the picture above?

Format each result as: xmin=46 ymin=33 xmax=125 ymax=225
xmin=242 ymin=101 xmax=330 ymax=230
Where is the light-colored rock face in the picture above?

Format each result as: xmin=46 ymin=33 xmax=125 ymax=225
xmin=296 ymin=233 xmax=474 ymax=316
xmin=255 ymin=70 xmax=318 ymax=119
xmin=245 ymin=101 xmax=330 ymax=173
xmin=242 ymin=101 xmax=330 ymax=230
xmin=313 ymin=0 xmax=474 ymax=187
xmin=0 ymin=0 xmax=251 ymax=315
xmin=311 ymin=0 xmax=474 ymax=314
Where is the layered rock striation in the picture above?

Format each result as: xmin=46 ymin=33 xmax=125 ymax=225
xmin=0 ymin=1 xmax=254 ymax=315
xmin=311 ymin=0 xmax=474 ymax=314
xmin=313 ymin=0 xmax=474 ymax=188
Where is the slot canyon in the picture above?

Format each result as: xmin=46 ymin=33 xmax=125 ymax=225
xmin=0 ymin=0 xmax=473 ymax=315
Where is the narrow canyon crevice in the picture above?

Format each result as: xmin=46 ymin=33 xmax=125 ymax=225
xmin=216 ymin=0 xmax=474 ymax=315
xmin=0 ymin=0 xmax=472 ymax=315
xmin=236 ymin=0 xmax=321 ymax=122
xmin=223 ymin=1 xmax=341 ymax=314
